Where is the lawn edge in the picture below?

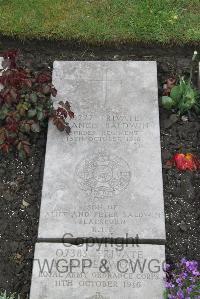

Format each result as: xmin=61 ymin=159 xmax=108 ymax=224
xmin=0 ymin=34 xmax=200 ymax=50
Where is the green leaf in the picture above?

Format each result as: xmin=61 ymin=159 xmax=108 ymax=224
xmin=18 ymin=149 xmax=26 ymax=160
xmin=0 ymin=106 xmax=8 ymax=120
xmin=177 ymin=78 xmax=187 ymax=97
xmin=163 ymin=290 xmax=168 ymax=299
xmin=162 ymin=96 xmax=176 ymax=110
xmin=21 ymin=123 xmax=31 ymax=133
xmin=37 ymin=111 xmax=44 ymax=121
xmin=28 ymin=109 xmax=37 ymax=118
xmin=37 ymin=105 xmax=43 ymax=112
xmin=178 ymin=99 xmax=193 ymax=114
xmin=185 ymin=87 xmax=196 ymax=102
xmin=0 ymin=111 xmax=6 ymax=120
xmin=170 ymin=85 xmax=182 ymax=101
xmin=178 ymin=86 xmax=197 ymax=114
xmin=29 ymin=93 xmax=37 ymax=103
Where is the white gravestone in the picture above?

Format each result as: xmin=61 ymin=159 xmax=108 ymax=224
xmin=38 ymin=61 xmax=165 ymax=241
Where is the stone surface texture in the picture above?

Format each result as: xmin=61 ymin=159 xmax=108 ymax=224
xmin=30 ymin=243 xmax=165 ymax=299
xmin=38 ymin=61 xmax=165 ymax=240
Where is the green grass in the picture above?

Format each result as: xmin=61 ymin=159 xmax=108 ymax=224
xmin=0 ymin=0 xmax=199 ymax=44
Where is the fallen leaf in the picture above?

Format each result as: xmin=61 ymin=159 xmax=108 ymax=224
xmin=22 ymin=199 xmax=30 ymax=207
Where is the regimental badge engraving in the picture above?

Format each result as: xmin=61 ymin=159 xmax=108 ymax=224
xmin=86 ymin=292 xmax=110 ymax=299
xmin=75 ymin=149 xmax=131 ymax=198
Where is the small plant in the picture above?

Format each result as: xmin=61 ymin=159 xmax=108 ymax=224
xmin=162 ymin=77 xmax=199 ymax=114
xmin=162 ymin=51 xmax=200 ymax=115
xmin=164 ymin=259 xmax=200 ymax=298
xmin=0 ymin=50 xmax=74 ymax=158
xmin=0 ymin=291 xmax=19 ymax=299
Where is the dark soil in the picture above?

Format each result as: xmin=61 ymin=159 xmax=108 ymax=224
xmin=0 ymin=37 xmax=200 ymax=298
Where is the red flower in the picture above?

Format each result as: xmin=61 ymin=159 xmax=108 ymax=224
xmin=168 ymin=153 xmax=200 ymax=171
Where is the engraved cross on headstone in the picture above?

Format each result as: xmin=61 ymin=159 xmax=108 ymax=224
xmin=101 ymin=67 xmax=123 ymax=104
xmin=77 ymin=67 xmax=123 ymax=104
